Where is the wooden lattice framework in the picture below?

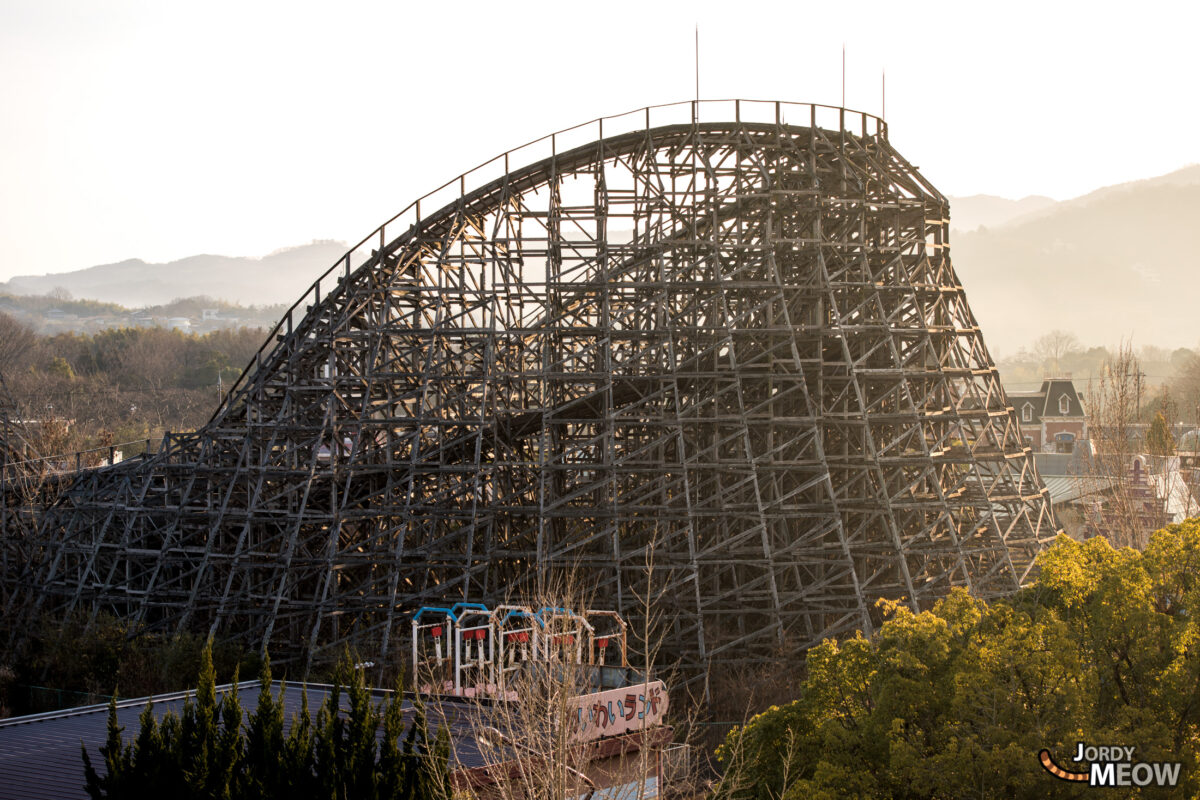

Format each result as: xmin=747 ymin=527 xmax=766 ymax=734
xmin=0 ymin=373 xmax=46 ymax=617
xmin=1 ymin=101 xmax=1057 ymax=677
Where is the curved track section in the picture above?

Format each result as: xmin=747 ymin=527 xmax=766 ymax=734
xmin=3 ymin=101 xmax=1057 ymax=675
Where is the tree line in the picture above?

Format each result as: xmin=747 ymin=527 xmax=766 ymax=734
xmin=83 ymin=644 xmax=451 ymax=800
xmin=0 ymin=312 xmax=266 ymax=460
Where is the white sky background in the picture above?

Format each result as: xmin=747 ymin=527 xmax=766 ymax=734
xmin=1 ymin=0 xmax=1198 ymax=280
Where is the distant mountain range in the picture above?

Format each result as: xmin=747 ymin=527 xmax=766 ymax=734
xmin=946 ymin=194 xmax=1057 ymax=233
xmin=3 ymin=165 xmax=1199 ymax=355
xmin=0 ymin=240 xmax=349 ymax=308
xmin=950 ymin=164 xmax=1200 ymax=354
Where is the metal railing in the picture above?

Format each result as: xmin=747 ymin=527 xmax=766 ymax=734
xmin=1 ymin=436 xmax=166 ymax=475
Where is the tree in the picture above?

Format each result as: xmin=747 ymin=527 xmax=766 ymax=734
xmin=117 ymin=329 xmax=183 ymax=393
xmin=47 ymin=356 xmax=75 ymax=380
xmin=1032 ymin=329 xmax=1082 ymax=375
xmin=446 ymin=585 xmax=613 ymax=800
xmin=82 ymin=643 xmax=449 ymax=799
xmin=1084 ymin=341 xmax=1153 ymax=547
xmin=1147 ymin=410 xmax=1176 ymax=457
xmin=714 ymin=520 xmax=1200 ymax=799
xmin=0 ymin=312 xmax=37 ymax=374
xmin=1171 ymin=351 xmax=1200 ymax=430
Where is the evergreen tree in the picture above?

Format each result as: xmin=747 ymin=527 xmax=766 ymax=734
xmin=342 ymin=659 xmax=382 ymax=800
xmin=82 ymin=697 xmax=129 ymax=799
xmin=238 ymin=655 xmax=285 ymax=799
xmin=213 ymin=669 xmax=243 ymax=797
xmin=129 ymin=701 xmax=173 ymax=796
xmin=377 ymin=676 xmax=408 ymax=799
xmin=81 ymin=646 xmax=450 ymax=799
xmin=1147 ymin=409 xmax=1176 ymax=456
xmin=281 ymin=689 xmax=317 ymax=799
xmin=313 ymin=670 xmax=343 ymax=799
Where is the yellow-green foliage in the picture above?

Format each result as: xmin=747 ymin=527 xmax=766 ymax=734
xmin=716 ymin=520 xmax=1200 ymax=800
xmin=1147 ymin=411 xmax=1176 ymax=457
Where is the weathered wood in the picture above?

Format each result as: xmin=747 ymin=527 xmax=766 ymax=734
xmin=0 ymin=101 xmax=1056 ymax=683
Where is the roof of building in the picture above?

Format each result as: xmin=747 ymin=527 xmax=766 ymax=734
xmin=1008 ymin=378 xmax=1086 ymax=425
xmin=1034 ymin=452 xmax=1073 ymax=476
xmin=1041 ymin=475 xmax=1115 ymax=505
xmin=0 ymin=681 xmax=491 ymax=800
xmin=1038 ymin=378 xmax=1085 ymax=419
xmin=0 ymin=674 xmax=669 ymax=800
xmin=1148 ymin=458 xmax=1200 ymax=523
xmin=1033 ymin=448 xmax=1095 ymax=478
xmin=1014 ymin=395 xmax=1044 ymax=426
xmin=1178 ymin=429 xmax=1200 ymax=452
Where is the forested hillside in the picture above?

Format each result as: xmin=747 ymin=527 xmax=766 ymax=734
xmin=0 ymin=312 xmax=265 ymax=461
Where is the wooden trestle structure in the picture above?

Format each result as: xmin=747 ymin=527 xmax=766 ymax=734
xmin=0 ymin=101 xmax=1057 ymax=678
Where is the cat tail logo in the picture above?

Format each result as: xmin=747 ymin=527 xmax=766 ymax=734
xmin=1039 ymin=744 xmax=1183 ymax=788
xmin=1038 ymin=750 xmax=1088 ymax=783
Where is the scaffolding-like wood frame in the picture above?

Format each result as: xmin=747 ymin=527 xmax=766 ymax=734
xmin=1 ymin=101 xmax=1057 ymax=677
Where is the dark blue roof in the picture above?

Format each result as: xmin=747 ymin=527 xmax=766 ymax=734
xmin=0 ymin=682 xmax=492 ymax=800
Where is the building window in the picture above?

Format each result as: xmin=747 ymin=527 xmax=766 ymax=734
xmin=1022 ymin=403 xmax=1033 ymax=422
xmin=1059 ymin=395 xmax=1070 ymax=414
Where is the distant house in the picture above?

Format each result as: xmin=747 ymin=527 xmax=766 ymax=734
xmin=1009 ymin=377 xmax=1087 ymax=452
xmin=193 ymin=310 xmax=241 ymax=333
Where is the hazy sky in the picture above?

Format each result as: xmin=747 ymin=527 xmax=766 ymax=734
xmin=2 ymin=0 xmax=1198 ymax=280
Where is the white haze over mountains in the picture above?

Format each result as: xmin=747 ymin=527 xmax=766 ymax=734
xmin=2 ymin=166 xmax=1199 ymax=356
xmin=0 ymin=240 xmax=349 ymax=309
xmin=946 ymin=195 xmax=1057 ymax=234
xmin=950 ymin=164 xmax=1200 ymax=355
